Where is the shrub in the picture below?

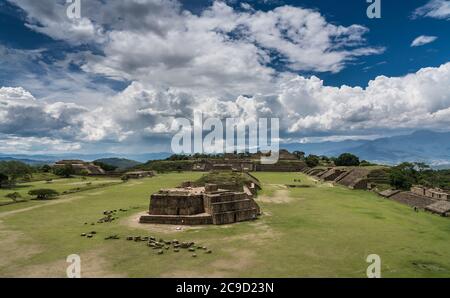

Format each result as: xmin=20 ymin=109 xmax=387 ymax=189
xmin=305 ymin=155 xmax=320 ymax=168
xmin=28 ymin=189 xmax=59 ymax=200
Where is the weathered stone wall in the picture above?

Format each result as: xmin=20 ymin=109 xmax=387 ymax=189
xmin=336 ymin=168 xmax=370 ymax=189
xmin=149 ymin=193 xmax=204 ymax=215
xmin=140 ymin=214 xmax=213 ymax=225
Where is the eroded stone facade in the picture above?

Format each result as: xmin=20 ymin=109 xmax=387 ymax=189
xmin=139 ymin=183 xmax=260 ymax=225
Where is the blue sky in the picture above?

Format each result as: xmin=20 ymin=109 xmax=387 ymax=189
xmin=0 ymin=0 xmax=449 ymax=154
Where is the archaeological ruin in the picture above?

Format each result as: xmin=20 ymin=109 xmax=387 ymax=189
xmin=140 ymin=179 xmax=261 ymax=225
xmin=53 ymin=160 xmax=105 ymax=175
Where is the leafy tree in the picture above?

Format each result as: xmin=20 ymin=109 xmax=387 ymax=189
xmin=41 ymin=165 xmax=52 ymax=173
xmin=0 ymin=161 xmax=33 ymax=186
xmin=93 ymin=161 xmax=118 ymax=172
xmin=53 ymin=164 xmax=75 ymax=178
xmin=28 ymin=189 xmax=59 ymax=200
xmin=0 ymin=173 xmax=8 ymax=188
xmin=335 ymin=153 xmax=360 ymax=166
xmin=293 ymin=151 xmax=305 ymax=160
xmin=305 ymin=155 xmax=320 ymax=168
xmin=389 ymin=162 xmax=418 ymax=190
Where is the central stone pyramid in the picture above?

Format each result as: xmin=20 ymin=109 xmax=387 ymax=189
xmin=139 ymin=182 xmax=260 ymax=225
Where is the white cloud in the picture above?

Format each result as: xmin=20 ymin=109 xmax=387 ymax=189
xmin=1 ymin=62 xmax=450 ymax=152
xmin=412 ymin=0 xmax=450 ymax=20
xmin=411 ymin=35 xmax=438 ymax=47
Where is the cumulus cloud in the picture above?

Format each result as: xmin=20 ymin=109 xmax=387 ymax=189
xmin=411 ymin=35 xmax=438 ymax=47
xmin=412 ymin=0 xmax=450 ymax=20
xmin=10 ymin=1 xmax=383 ymax=87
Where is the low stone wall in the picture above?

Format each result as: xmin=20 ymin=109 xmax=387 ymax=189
xmin=150 ymin=193 xmax=204 ymax=215
xmin=211 ymin=208 xmax=258 ymax=225
xmin=139 ymin=214 xmax=213 ymax=225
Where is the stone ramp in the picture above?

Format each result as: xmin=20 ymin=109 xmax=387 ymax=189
xmin=336 ymin=168 xmax=371 ymax=189
xmin=320 ymin=168 xmax=347 ymax=182
xmin=425 ymin=201 xmax=450 ymax=216
xmin=389 ymin=192 xmax=435 ymax=209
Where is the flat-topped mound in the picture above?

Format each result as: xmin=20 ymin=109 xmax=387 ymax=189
xmin=140 ymin=171 xmax=261 ymax=225
xmin=425 ymin=201 xmax=450 ymax=216
xmin=389 ymin=192 xmax=435 ymax=209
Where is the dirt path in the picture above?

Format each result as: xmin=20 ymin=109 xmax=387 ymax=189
xmin=0 ymin=195 xmax=85 ymax=219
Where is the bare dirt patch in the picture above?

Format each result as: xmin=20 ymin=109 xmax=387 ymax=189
xmin=8 ymin=247 xmax=125 ymax=278
xmin=0 ymin=220 xmax=43 ymax=275
xmin=161 ymin=249 xmax=258 ymax=278
xmin=0 ymin=195 xmax=86 ymax=219
xmin=257 ymin=189 xmax=293 ymax=204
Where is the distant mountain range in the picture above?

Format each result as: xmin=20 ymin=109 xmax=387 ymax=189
xmin=282 ymin=130 xmax=450 ymax=167
xmin=0 ymin=152 xmax=171 ymax=165
xmin=0 ymin=130 xmax=449 ymax=168
xmin=94 ymin=158 xmax=142 ymax=170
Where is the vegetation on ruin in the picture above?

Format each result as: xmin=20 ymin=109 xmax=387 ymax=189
xmin=0 ymin=171 xmax=449 ymax=277
xmin=193 ymin=171 xmax=256 ymax=188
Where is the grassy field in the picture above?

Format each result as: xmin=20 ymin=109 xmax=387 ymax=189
xmin=0 ymin=171 xmax=449 ymax=277
xmin=0 ymin=176 xmax=123 ymax=205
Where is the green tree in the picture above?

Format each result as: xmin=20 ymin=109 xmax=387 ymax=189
xmin=93 ymin=161 xmax=118 ymax=172
xmin=305 ymin=155 xmax=320 ymax=167
xmin=41 ymin=165 xmax=52 ymax=173
xmin=28 ymin=189 xmax=59 ymax=200
xmin=335 ymin=153 xmax=360 ymax=166
xmin=53 ymin=164 xmax=75 ymax=178
xmin=0 ymin=161 xmax=33 ymax=186
xmin=389 ymin=162 xmax=418 ymax=190
xmin=0 ymin=173 xmax=8 ymax=188
xmin=293 ymin=151 xmax=305 ymax=160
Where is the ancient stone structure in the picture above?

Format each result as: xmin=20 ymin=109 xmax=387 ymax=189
xmin=53 ymin=160 xmax=105 ymax=175
xmin=411 ymin=186 xmax=449 ymax=201
xmin=191 ymin=156 xmax=306 ymax=172
xmin=123 ymin=171 xmax=155 ymax=179
xmin=140 ymin=183 xmax=260 ymax=225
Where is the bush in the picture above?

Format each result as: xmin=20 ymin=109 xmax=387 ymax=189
xmin=53 ymin=164 xmax=75 ymax=178
xmin=305 ymin=155 xmax=320 ymax=168
xmin=335 ymin=153 xmax=360 ymax=166
xmin=28 ymin=189 xmax=59 ymax=200
xmin=389 ymin=163 xmax=418 ymax=190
